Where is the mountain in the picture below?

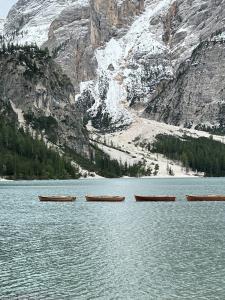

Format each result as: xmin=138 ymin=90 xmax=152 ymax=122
xmin=2 ymin=0 xmax=225 ymax=177
xmin=4 ymin=0 xmax=225 ymax=133
xmin=144 ymin=38 xmax=225 ymax=131
xmin=0 ymin=44 xmax=156 ymax=179
xmin=4 ymin=0 xmax=88 ymax=46
xmin=78 ymin=0 xmax=225 ymax=131
xmin=144 ymin=0 xmax=225 ymax=131
xmin=0 ymin=44 xmax=90 ymax=156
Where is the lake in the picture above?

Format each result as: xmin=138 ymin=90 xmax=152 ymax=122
xmin=1 ymin=178 xmax=225 ymax=299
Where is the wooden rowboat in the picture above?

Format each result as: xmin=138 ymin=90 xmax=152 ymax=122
xmin=186 ymin=195 xmax=225 ymax=202
xmin=39 ymin=196 xmax=76 ymax=202
xmin=135 ymin=195 xmax=176 ymax=202
xmin=86 ymin=195 xmax=125 ymax=202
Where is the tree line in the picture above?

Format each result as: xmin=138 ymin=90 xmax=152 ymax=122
xmin=152 ymin=134 xmax=225 ymax=177
xmin=68 ymin=143 xmax=154 ymax=179
xmin=0 ymin=119 xmax=79 ymax=179
xmin=0 ymin=116 xmax=155 ymax=179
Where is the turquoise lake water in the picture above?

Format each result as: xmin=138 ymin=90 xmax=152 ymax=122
xmin=1 ymin=178 xmax=225 ymax=299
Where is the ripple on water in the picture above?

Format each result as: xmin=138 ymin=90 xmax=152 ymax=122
xmin=1 ymin=178 xmax=225 ymax=299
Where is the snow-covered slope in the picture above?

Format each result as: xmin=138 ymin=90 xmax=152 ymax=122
xmin=0 ymin=18 xmax=5 ymax=36
xmin=4 ymin=0 xmax=172 ymax=129
xmin=4 ymin=0 xmax=88 ymax=46
xmin=76 ymin=0 xmax=225 ymax=131
xmin=88 ymin=115 xmax=225 ymax=177
xmin=2 ymin=0 xmax=225 ymax=177
xmin=77 ymin=0 xmax=174 ymax=129
xmin=3 ymin=0 xmax=225 ymax=136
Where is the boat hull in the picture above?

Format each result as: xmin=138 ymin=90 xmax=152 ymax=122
xmin=135 ymin=195 xmax=176 ymax=202
xmin=86 ymin=196 xmax=125 ymax=202
xmin=39 ymin=196 xmax=76 ymax=202
xmin=187 ymin=195 xmax=225 ymax=202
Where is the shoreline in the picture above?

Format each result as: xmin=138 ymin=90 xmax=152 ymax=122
xmin=0 ymin=176 xmax=215 ymax=182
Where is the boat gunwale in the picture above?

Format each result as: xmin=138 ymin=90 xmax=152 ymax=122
xmin=39 ymin=195 xmax=76 ymax=202
xmin=186 ymin=195 xmax=225 ymax=201
xmin=85 ymin=195 xmax=125 ymax=202
xmin=135 ymin=195 xmax=176 ymax=202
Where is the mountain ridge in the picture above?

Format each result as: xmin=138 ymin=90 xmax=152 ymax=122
xmin=1 ymin=0 xmax=225 ymax=177
xmin=3 ymin=0 xmax=225 ymax=132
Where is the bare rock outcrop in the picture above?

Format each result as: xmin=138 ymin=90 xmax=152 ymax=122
xmin=0 ymin=46 xmax=90 ymax=155
xmin=46 ymin=2 xmax=96 ymax=91
xmin=90 ymin=0 xmax=144 ymax=47
xmin=145 ymin=40 xmax=225 ymax=130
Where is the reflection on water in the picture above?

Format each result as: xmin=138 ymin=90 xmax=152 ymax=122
xmin=0 ymin=178 xmax=225 ymax=299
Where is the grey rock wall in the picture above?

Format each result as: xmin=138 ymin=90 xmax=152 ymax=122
xmin=145 ymin=40 xmax=225 ymax=130
xmin=0 ymin=49 xmax=90 ymax=155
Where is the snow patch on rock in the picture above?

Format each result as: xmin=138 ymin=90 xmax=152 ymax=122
xmin=0 ymin=18 xmax=5 ymax=35
xmin=79 ymin=0 xmax=173 ymax=128
xmin=10 ymin=101 xmax=25 ymax=126
xmin=5 ymin=0 xmax=88 ymax=46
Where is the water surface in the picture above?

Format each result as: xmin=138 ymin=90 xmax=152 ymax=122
xmin=1 ymin=178 xmax=225 ymax=299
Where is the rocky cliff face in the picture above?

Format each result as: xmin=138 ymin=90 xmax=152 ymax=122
xmin=45 ymin=2 xmax=95 ymax=90
xmin=3 ymin=0 xmax=225 ymax=133
xmin=162 ymin=0 xmax=225 ymax=65
xmin=0 ymin=45 xmax=90 ymax=155
xmin=45 ymin=0 xmax=145 ymax=124
xmin=3 ymin=0 xmax=146 ymax=129
xmin=144 ymin=0 xmax=225 ymax=130
xmin=77 ymin=0 xmax=173 ymax=129
xmin=3 ymin=0 xmax=91 ymax=92
xmin=4 ymin=0 xmax=88 ymax=46
xmin=145 ymin=40 xmax=225 ymax=130
xmin=90 ymin=0 xmax=144 ymax=47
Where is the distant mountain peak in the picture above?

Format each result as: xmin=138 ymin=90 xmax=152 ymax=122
xmin=4 ymin=0 xmax=89 ymax=46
